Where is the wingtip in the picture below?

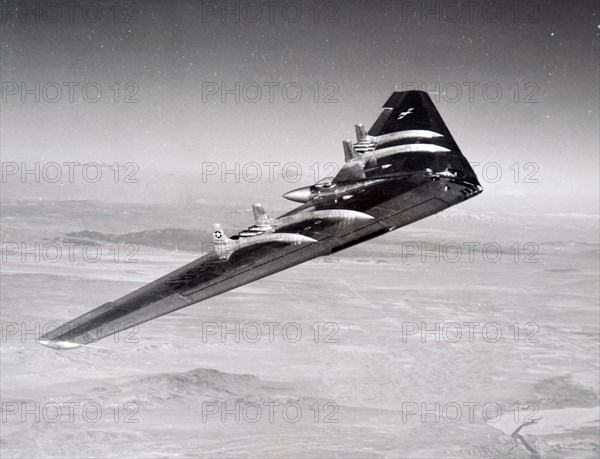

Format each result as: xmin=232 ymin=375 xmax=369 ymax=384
xmin=38 ymin=339 xmax=82 ymax=350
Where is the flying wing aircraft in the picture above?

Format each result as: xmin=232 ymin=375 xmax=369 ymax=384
xmin=39 ymin=90 xmax=482 ymax=349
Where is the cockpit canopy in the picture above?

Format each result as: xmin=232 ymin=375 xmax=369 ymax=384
xmin=313 ymin=176 xmax=336 ymax=189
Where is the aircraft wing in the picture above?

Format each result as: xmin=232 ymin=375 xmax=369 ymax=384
xmin=39 ymin=236 xmax=325 ymax=348
xmin=39 ymin=91 xmax=482 ymax=349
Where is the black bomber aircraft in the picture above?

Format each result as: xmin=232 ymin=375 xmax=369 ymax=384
xmin=39 ymin=90 xmax=482 ymax=349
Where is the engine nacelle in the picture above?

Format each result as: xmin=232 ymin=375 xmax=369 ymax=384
xmin=282 ymin=186 xmax=312 ymax=203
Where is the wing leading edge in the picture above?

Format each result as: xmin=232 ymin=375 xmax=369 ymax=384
xmin=39 ymin=91 xmax=482 ymax=349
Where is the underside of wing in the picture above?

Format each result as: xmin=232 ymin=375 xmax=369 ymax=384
xmin=38 ymin=237 xmax=326 ymax=348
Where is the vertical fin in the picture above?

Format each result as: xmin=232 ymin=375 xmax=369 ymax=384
xmin=252 ymin=203 xmax=272 ymax=226
xmin=355 ymin=123 xmax=367 ymax=141
xmin=343 ymin=140 xmax=359 ymax=163
xmin=212 ymin=224 xmax=230 ymax=243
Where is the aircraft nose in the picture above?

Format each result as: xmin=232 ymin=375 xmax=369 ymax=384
xmin=282 ymin=186 xmax=312 ymax=203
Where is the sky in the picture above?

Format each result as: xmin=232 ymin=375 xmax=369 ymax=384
xmin=0 ymin=0 xmax=598 ymax=213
